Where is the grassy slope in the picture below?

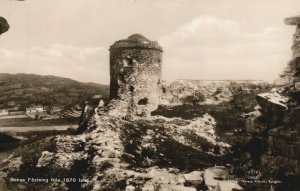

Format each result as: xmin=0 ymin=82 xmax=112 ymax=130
xmin=0 ymin=73 xmax=109 ymax=109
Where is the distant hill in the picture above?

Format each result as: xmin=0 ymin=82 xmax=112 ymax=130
xmin=0 ymin=73 xmax=109 ymax=110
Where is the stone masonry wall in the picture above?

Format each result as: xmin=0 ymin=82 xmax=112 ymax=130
xmin=109 ymin=34 xmax=162 ymax=118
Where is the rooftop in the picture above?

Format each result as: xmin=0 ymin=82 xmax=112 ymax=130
xmin=110 ymin=33 xmax=163 ymax=52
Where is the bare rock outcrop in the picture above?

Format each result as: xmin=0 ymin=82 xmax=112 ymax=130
xmin=249 ymin=16 xmax=300 ymax=187
xmin=274 ymin=15 xmax=300 ymax=85
xmin=203 ymin=166 xmax=243 ymax=191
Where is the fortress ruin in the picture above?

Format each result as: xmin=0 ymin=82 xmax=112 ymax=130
xmin=109 ymin=34 xmax=163 ymax=117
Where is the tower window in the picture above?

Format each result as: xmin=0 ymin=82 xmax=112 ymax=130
xmin=129 ymin=85 xmax=135 ymax=93
xmin=138 ymin=97 xmax=148 ymax=105
xmin=119 ymin=74 xmax=125 ymax=82
xmin=123 ymin=58 xmax=133 ymax=67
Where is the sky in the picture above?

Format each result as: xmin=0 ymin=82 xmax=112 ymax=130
xmin=0 ymin=0 xmax=299 ymax=84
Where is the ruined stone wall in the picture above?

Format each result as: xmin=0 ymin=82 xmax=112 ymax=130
xmin=274 ymin=17 xmax=300 ymax=86
xmin=109 ymin=35 xmax=162 ymax=117
xmin=253 ymin=16 xmax=300 ymax=180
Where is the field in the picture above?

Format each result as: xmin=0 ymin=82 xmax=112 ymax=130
xmin=0 ymin=115 xmax=80 ymax=153
xmin=0 ymin=117 xmax=79 ymax=127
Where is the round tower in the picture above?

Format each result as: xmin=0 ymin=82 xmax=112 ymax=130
xmin=109 ymin=34 xmax=163 ymax=117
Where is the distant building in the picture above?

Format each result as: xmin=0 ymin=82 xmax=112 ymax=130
xmin=8 ymin=109 xmax=24 ymax=115
xmin=26 ymin=105 xmax=44 ymax=113
xmin=0 ymin=109 xmax=8 ymax=116
xmin=52 ymin=106 xmax=63 ymax=112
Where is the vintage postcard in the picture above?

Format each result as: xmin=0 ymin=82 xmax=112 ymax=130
xmin=0 ymin=0 xmax=299 ymax=191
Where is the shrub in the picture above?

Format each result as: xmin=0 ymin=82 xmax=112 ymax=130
xmin=181 ymin=91 xmax=205 ymax=105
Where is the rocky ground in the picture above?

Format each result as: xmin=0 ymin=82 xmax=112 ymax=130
xmin=0 ymin=80 xmax=276 ymax=191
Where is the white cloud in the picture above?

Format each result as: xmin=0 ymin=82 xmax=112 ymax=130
xmin=159 ymin=16 xmax=293 ymax=82
xmin=0 ymin=16 xmax=294 ymax=84
xmin=0 ymin=44 xmax=109 ymax=83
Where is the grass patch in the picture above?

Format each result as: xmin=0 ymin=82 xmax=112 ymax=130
xmin=0 ymin=117 xmax=79 ymax=127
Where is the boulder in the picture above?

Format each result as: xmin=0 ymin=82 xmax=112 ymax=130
xmin=203 ymin=166 xmax=243 ymax=191
xmin=125 ymin=185 xmax=135 ymax=191
xmin=256 ymin=92 xmax=288 ymax=113
xmin=183 ymin=171 xmax=203 ymax=187
xmin=256 ymin=91 xmax=289 ymax=126
xmin=0 ymin=17 xmax=9 ymax=35
xmin=36 ymin=151 xmax=54 ymax=168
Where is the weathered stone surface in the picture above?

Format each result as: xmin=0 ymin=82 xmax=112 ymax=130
xmin=125 ymin=185 xmax=135 ymax=191
xmin=55 ymin=135 xmax=86 ymax=152
xmin=292 ymin=26 xmax=300 ymax=58
xmin=161 ymin=80 xmax=270 ymax=105
xmin=203 ymin=166 xmax=243 ymax=191
xmin=267 ymin=128 xmax=300 ymax=159
xmin=275 ymin=22 xmax=300 ymax=84
xmin=184 ymin=171 xmax=203 ymax=187
xmin=0 ymin=17 xmax=9 ymax=35
xmin=110 ymin=34 xmax=162 ymax=51
xmin=285 ymin=15 xmax=300 ymax=25
xmin=295 ymin=82 xmax=300 ymax=90
xmin=274 ymin=76 xmax=293 ymax=86
xmin=256 ymin=91 xmax=289 ymax=127
xmin=249 ymin=17 xmax=300 ymax=187
xmin=256 ymin=91 xmax=288 ymax=113
xmin=109 ymin=34 xmax=162 ymax=118
xmin=36 ymin=151 xmax=55 ymax=167
xmin=260 ymin=154 xmax=300 ymax=175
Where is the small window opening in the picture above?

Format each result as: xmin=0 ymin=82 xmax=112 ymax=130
xmin=119 ymin=74 xmax=125 ymax=82
xmin=129 ymin=86 xmax=134 ymax=93
xmin=162 ymin=87 xmax=166 ymax=93
xmin=138 ymin=97 xmax=148 ymax=105
xmin=123 ymin=58 xmax=134 ymax=67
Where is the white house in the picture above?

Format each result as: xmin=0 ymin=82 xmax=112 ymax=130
xmin=26 ymin=106 xmax=44 ymax=113
xmin=0 ymin=109 xmax=9 ymax=116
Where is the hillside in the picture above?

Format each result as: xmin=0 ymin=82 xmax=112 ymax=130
xmin=0 ymin=73 xmax=109 ymax=110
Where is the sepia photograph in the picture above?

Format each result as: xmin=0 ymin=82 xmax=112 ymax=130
xmin=0 ymin=0 xmax=299 ymax=190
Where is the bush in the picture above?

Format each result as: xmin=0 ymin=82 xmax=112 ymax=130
xmin=181 ymin=91 xmax=205 ymax=105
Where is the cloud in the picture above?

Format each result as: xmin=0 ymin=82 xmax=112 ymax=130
xmin=0 ymin=16 xmax=294 ymax=84
xmin=159 ymin=16 xmax=293 ymax=82
xmin=0 ymin=44 xmax=109 ymax=83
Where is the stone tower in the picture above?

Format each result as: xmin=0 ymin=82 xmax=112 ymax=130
xmin=109 ymin=34 xmax=163 ymax=117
